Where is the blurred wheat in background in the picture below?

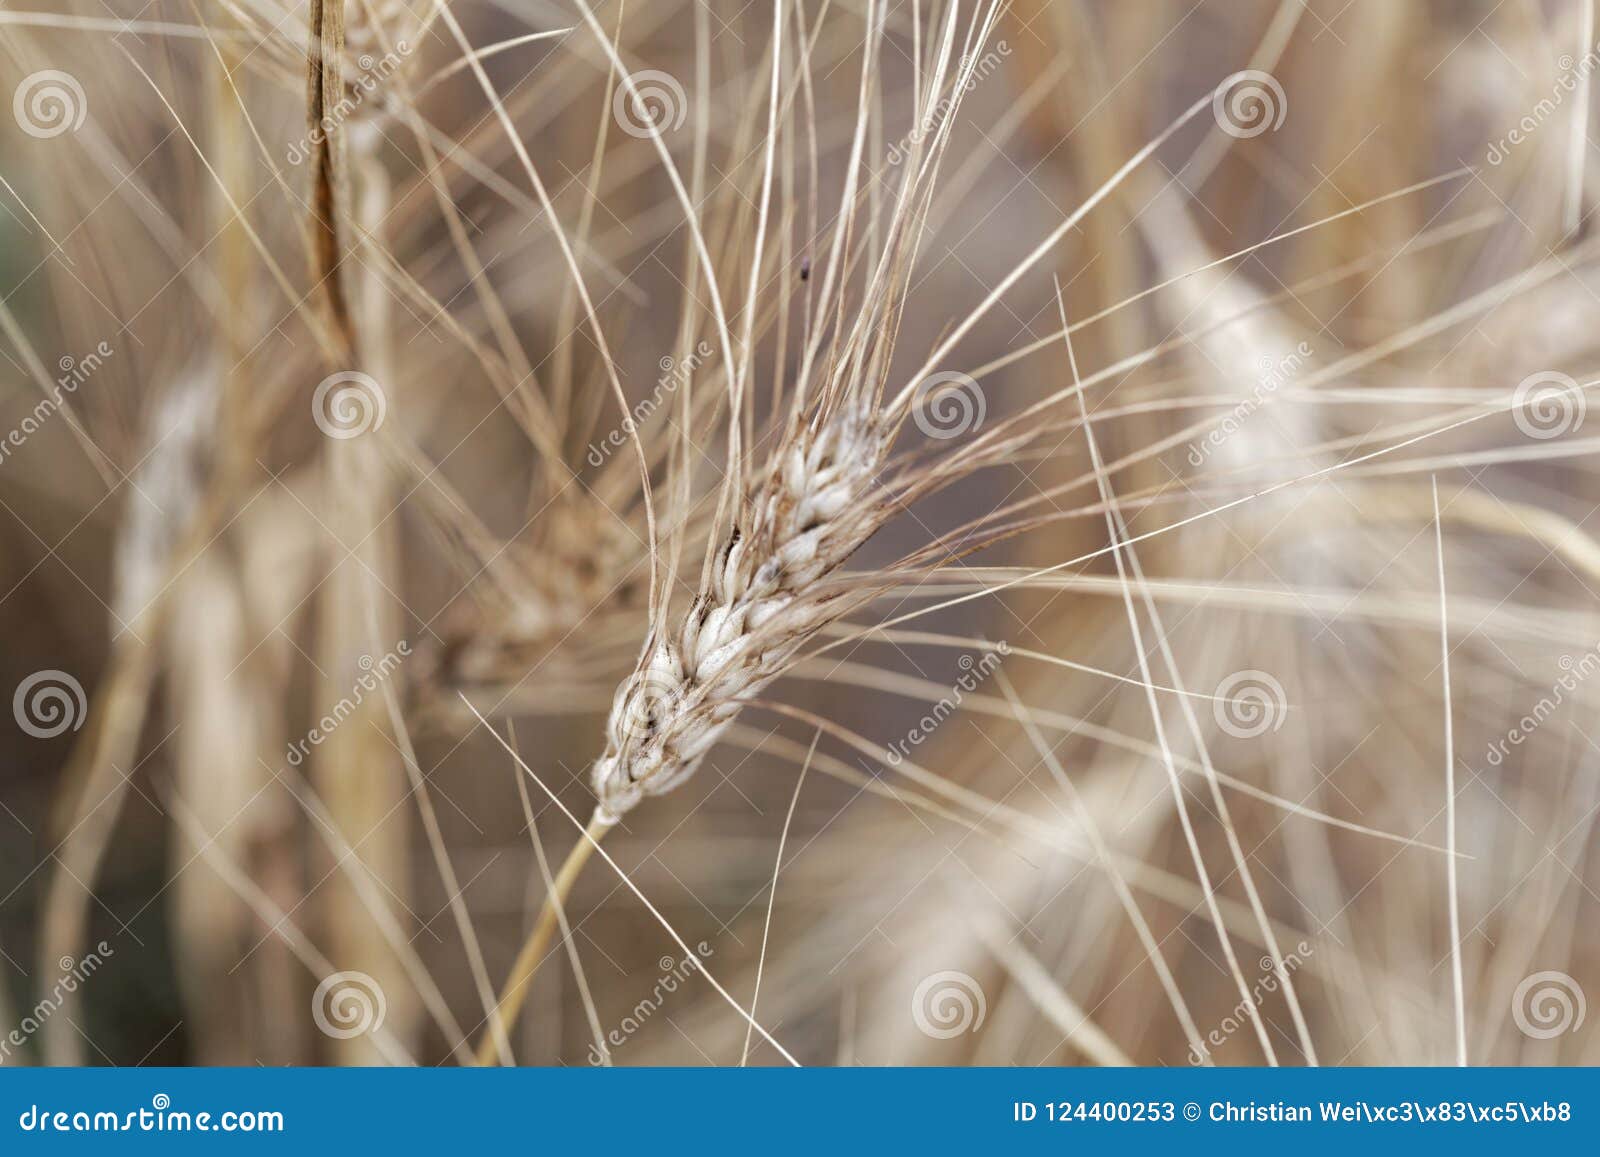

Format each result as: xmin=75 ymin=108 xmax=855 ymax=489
xmin=0 ymin=0 xmax=1596 ymax=1068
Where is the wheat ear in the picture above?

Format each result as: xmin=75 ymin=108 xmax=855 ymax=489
xmin=591 ymin=406 xmax=887 ymax=821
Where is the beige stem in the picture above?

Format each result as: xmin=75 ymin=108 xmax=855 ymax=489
xmin=475 ymin=817 xmax=608 ymax=1066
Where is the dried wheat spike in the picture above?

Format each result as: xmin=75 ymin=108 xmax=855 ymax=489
xmin=593 ymin=406 xmax=885 ymax=820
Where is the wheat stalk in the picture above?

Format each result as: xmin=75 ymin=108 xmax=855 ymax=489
xmin=305 ymin=0 xmax=357 ymax=359
xmin=475 ymin=406 xmax=887 ymax=1062
xmin=474 ymin=0 xmax=1113 ymax=1058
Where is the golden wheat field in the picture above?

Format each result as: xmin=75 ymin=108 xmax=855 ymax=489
xmin=0 ymin=0 xmax=1595 ymax=1070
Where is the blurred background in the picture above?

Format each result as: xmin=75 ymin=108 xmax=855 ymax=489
xmin=0 ymin=0 xmax=1596 ymax=1067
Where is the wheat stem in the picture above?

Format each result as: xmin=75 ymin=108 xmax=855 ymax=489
xmin=475 ymin=816 xmax=609 ymax=1066
xmin=1434 ymin=475 xmax=1467 ymax=1066
xmin=307 ymin=0 xmax=356 ymax=359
